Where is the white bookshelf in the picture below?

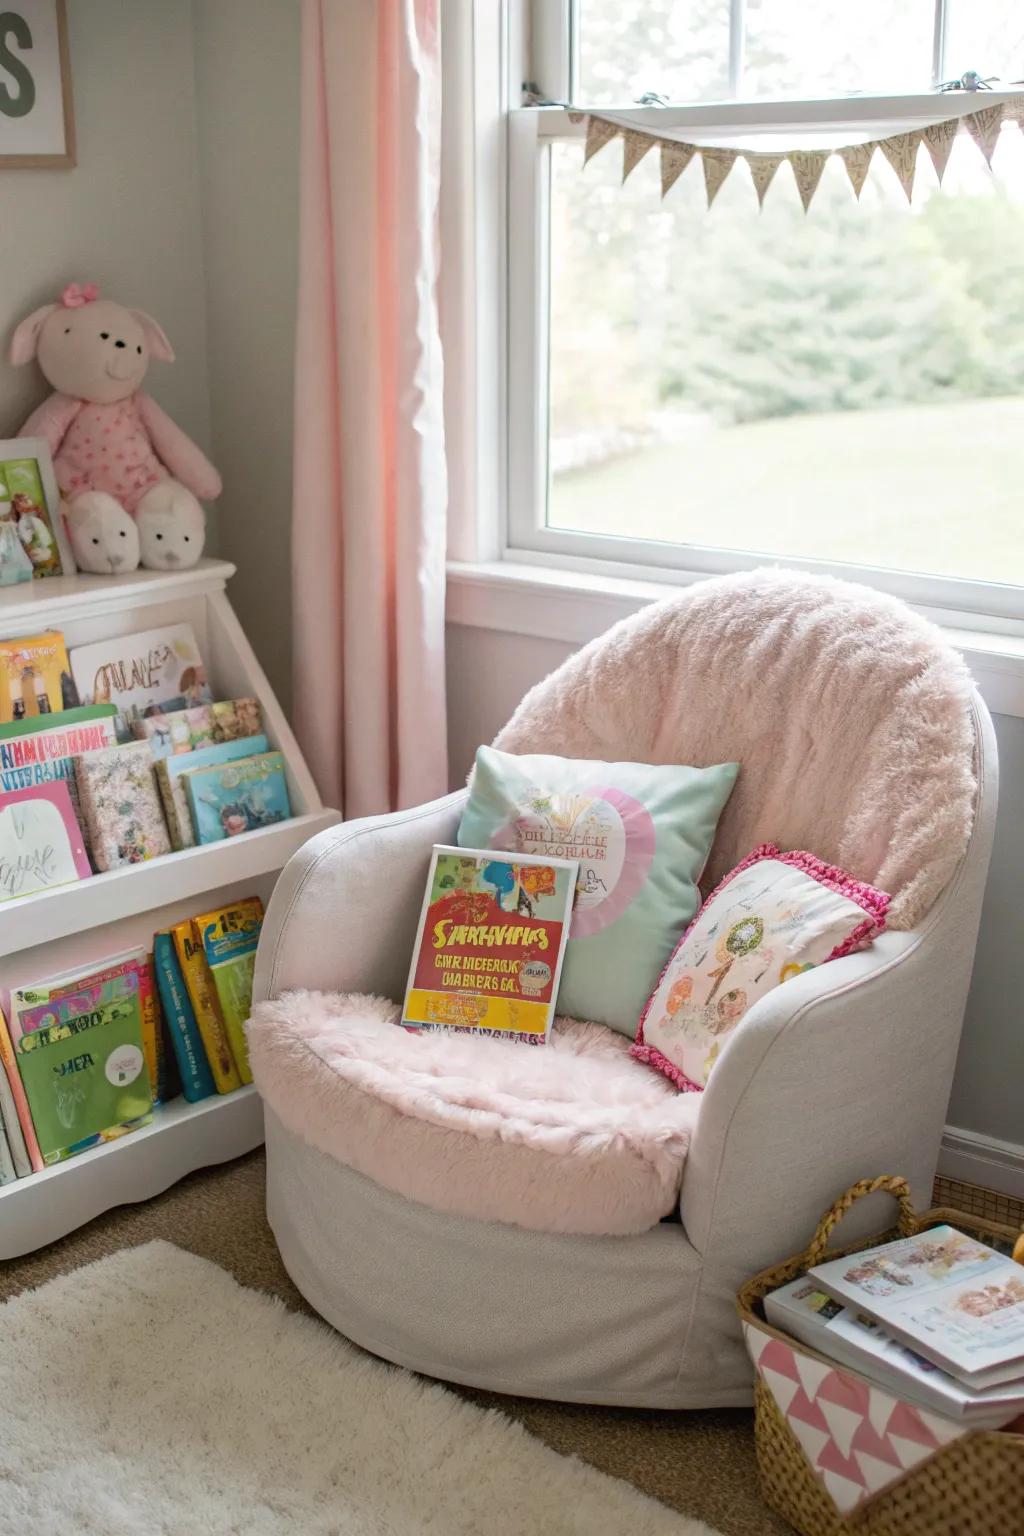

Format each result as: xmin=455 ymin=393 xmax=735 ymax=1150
xmin=0 ymin=559 xmax=341 ymax=1260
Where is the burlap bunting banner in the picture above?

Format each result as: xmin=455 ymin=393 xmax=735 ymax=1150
xmin=576 ymin=95 xmax=1024 ymax=210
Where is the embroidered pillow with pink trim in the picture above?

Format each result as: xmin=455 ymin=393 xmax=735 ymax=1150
xmin=631 ymin=844 xmax=890 ymax=1092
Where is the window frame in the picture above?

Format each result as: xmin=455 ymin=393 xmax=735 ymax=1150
xmin=442 ymin=2 xmax=1024 ymax=628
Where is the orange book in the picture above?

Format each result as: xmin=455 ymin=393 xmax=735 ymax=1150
xmin=171 ymin=920 xmax=241 ymax=1094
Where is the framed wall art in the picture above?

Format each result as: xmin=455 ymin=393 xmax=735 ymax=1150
xmin=0 ymin=1 xmax=75 ymax=169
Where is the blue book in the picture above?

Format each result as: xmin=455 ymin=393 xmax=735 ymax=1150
xmin=185 ymin=751 xmax=291 ymax=845
xmin=153 ymin=931 xmax=217 ymax=1103
xmin=155 ymin=733 xmax=269 ymax=849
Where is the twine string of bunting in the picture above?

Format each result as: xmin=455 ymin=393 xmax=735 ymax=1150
xmin=571 ymin=96 xmax=1024 ymax=209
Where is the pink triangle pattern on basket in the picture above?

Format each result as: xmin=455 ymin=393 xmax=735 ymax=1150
xmin=744 ymin=1323 xmax=968 ymax=1514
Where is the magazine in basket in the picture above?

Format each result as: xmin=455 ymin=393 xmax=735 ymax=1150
xmin=402 ymin=845 xmax=578 ymax=1045
xmin=809 ymin=1225 xmax=1024 ymax=1387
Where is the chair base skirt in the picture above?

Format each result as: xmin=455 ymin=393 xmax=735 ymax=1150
xmin=264 ymin=1107 xmax=755 ymax=1409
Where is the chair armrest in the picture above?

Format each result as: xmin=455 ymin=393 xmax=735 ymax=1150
xmin=680 ymin=909 xmax=974 ymax=1281
xmin=253 ymin=789 xmax=469 ymax=1003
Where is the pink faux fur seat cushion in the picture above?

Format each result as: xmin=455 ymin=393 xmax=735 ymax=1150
xmin=248 ymin=992 xmax=698 ymax=1237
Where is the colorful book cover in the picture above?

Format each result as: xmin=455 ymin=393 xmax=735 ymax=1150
xmin=11 ymin=949 xmax=165 ymax=1104
xmin=185 ymin=751 xmax=291 ymax=845
xmin=0 ymin=781 xmax=90 ymax=902
xmin=69 ymin=623 xmax=211 ymax=741
xmin=0 ymin=1036 xmax=31 ymax=1175
xmin=15 ymin=987 xmax=152 ymax=1164
xmin=193 ymin=897 xmax=263 ymax=1084
xmin=0 ymin=631 xmax=76 ymax=723
xmin=0 ymin=705 xmax=118 ymax=855
xmin=0 ymin=1005 xmax=43 ymax=1171
xmin=133 ymin=703 xmax=215 ymax=760
xmin=171 ymin=920 xmax=242 ymax=1094
xmin=74 ymin=741 xmax=171 ymax=871
xmin=0 ymin=702 xmax=118 ymax=742
xmin=210 ymin=697 xmax=261 ymax=742
xmin=402 ymin=846 xmax=579 ymax=1045
xmin=155 ymin=734 xmax=269 ymax=851
xmin=153 ymin=932 xmax=216 ymax=1103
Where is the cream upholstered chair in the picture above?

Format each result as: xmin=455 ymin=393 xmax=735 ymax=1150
xmin=251 ymin=571 xmax=997 ymax=1408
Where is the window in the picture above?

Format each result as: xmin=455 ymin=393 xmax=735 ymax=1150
xmin=504 ymin=1 xmax=1024 ymax=618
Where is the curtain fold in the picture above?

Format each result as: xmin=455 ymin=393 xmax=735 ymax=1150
xmin=293 ymin=0 xmax=448 ymax=818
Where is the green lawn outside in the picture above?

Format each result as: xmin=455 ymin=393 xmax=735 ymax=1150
xmin=549 ymin=398 xmax=1024 ymax=586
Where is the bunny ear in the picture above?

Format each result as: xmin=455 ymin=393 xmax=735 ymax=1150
xmin=9 ymin=304 xmax=57 ymax=366
xmin=129 ymin=308 xmax=175 ymax=363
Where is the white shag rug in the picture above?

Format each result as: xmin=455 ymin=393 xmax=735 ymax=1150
xmin=0 ymin=1242 xmax=718 ymax=1536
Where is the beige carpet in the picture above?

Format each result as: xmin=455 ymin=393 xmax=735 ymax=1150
xmin=0 ymin=1151 xmax=788 ymax=1536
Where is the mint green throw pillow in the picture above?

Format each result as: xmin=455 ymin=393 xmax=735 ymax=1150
xmin=458 ymin=747 xmax=739 ymax=1035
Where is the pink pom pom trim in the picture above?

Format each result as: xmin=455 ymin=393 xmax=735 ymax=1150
xmin=60 ymin=282 xmax=99 ymax=309
xmin=631 ymin=843 xmax=891 ymax=1091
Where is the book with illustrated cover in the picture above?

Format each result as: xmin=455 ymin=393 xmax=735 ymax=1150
xmin=402 ymin=846 xmax=578 ymax=1045
xmin=0 ymin=631 xmax=77 ymax=723
xmin=70 ymin=623 xmax=211 ymax=741
xmin=0 ymin=1005 xmax=42 ymax=1171
xmin=809 ymin=1225 xmax=1024 ymax=1387
xmin=171 ymin=919 xmax=241 ymax=1094
xmin=0 ymin=1028 xmax=31 ymax=1176
xmin=766 ymin=1273 xmax=1024 ymax=1428
xmin=153 ymin=932 xmax=216 ymax=1103
xmin=74 ymin=741 xmax=171 ymax=871
xmin=0 ymin=781 xmax=90 ymax=901
xmin=184 ymin=751 xmax=291 ymax=844
xmin=156 ymin=734 xmax=269 ymax=850
xmin=193 ymin=897 xmax=264 ymax=1084
xmin=11 ymin=948 xmax=166 ymax=1104
xmin=0 ymin=703 xmax=118 ymax=853
xmin=0 ymin=702 xmax=118 ymax=743
xmin=15 ymin=983 xmax=152 ymax=1164
xmin=133 ymin=703 xmax=215 ymax=759
xmin=210 ymin=697 xmax=261 ymax=742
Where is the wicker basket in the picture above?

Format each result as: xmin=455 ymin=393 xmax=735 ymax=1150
xmin=737 ymin=1175 xmax=1024 ymax=1536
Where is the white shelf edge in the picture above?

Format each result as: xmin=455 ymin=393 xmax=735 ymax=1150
xmin=0 ymin=558 xmax=238 ymax=630
xmin=0 ymin=1085 xmax=265 ymax=1261
xmin=0 ymin=810 xmax=342 ymax=958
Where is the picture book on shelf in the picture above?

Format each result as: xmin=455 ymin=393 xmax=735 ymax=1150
xmin=0 ymin=702 xmax=118 ymax=743
xmin=192 ymin=897 xmax=264 ymax=1084
xmin=0 ymin=1006 xmax=43 ymax=1171
xmin=155 ymin=733 xmax=269 ymax=850
xmin=0 ymin=1038 xmax=30 ymax=1177
xmin=171 ymin=920 xmax=241 ymax=1094
xmin=133 ymin=696 xmax=262 ymax=760
xmin=0 ymin=781 xmax=90 ymax=902
xmin=185 ymin=750 xmax=291 ymax=844
xmin=0 ymin=703 xmax=118 ymax=844
xmin=0 ymin=631 xmax=76 ymax=723
xmin=153 ymin=932 xmax=216 ymax=1103
xmin=809 ymin=1225 xmax=1024 ymax=1386
xmin=15 ymin=981 xmax=152 ymax=1164
xmin=74 ymin=741 xmax=171 ymax=871
xmin=403 ymin=846 xmax=578 ymax=1045
xmin=70 ymin=623 xmax=211 ymax=741
xmin=765 ymin=1272 xmax=1024 ymax=1429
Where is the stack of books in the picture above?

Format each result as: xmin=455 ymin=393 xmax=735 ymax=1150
xmin=0 ymin=896 xmax=264 ymax=1180
xmin=0 ymin=621 xmax=292 ymax=898
xmin=766 ymin=1225 xmax=1024 ymax=1431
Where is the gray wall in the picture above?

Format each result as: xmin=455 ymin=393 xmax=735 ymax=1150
xmin=192 ymin=0 xmax=302 ymax=712
xmin=0 ymin=0 xmax=213 ymax=524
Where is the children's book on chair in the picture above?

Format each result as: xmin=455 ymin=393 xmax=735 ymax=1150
xmin=402 ymin=845 xmax=578 ymax=1045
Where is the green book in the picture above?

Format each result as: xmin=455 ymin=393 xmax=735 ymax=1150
xmin=192 ymin=897 xmax=264 ymax=1084
xmin=16 ymin=987 xmax=153 ymax=1164
xmin=0 ymin=703 xmax=118 ymax=741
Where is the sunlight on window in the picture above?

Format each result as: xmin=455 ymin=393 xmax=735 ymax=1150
xmin=547 ymin=127 xmax=1024 ymax=586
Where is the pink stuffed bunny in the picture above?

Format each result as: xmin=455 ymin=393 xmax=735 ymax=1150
xmin=10 ymin=283 xmax=220 ymax=573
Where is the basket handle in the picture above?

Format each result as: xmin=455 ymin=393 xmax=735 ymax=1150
xmin=801 ymin=1175 xmax=919 ymax=1270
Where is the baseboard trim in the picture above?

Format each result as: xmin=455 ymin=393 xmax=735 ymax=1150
xmin=939 ymin=1126 xmax=1024 ymax=1200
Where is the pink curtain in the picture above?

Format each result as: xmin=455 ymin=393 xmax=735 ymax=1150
xmin=292 ymin=0 xmax=448 ymax=817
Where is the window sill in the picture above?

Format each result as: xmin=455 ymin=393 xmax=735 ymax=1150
xmin=446 ymin=559 xmax=1024 ymax=720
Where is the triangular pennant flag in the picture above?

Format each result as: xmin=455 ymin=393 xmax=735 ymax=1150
xmin=965 ymin=102 xmax=1004 ymax=165
xmin=621 ymin=128 xmax=655 ymax=182
xmin=922 ymin=117 xmax=959 ymax=183
xmin=702 ymin=147 xmax=736 ymax=208
xmin=567 ymin=111 xmax=586 ymax=126
xmin=583 ymin=115 xmax=619 ymax=166
xmin=660 ymin=140 xmax=696 ymax=197
xmin=744 ymin=151 xmax=784 ymax=207
xmin=788 ymin=149 xmax=829 ymax=211
xmin=880 ymin=130 xmax=921 ymax=202
xmin=838 ymin=141 xmax=876 ymax=199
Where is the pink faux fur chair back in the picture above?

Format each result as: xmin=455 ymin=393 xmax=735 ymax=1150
xmin=493 ymin=569 xmax=978 ymax=929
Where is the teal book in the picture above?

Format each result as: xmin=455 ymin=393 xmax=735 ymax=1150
xmin=185 ymin=751 xmax=291 ymax=844
xmin=153 ymin=931 xmax=216 ymax=1103
xmin=155 ymin=732 xmax=269 ymax=850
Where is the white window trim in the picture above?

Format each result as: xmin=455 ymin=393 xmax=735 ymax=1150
xmin=440 ymin=4 xmax=1024 ymax=655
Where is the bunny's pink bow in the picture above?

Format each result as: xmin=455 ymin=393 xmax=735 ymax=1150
xmin=60 ymin=282 xmax=99 ymax=308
